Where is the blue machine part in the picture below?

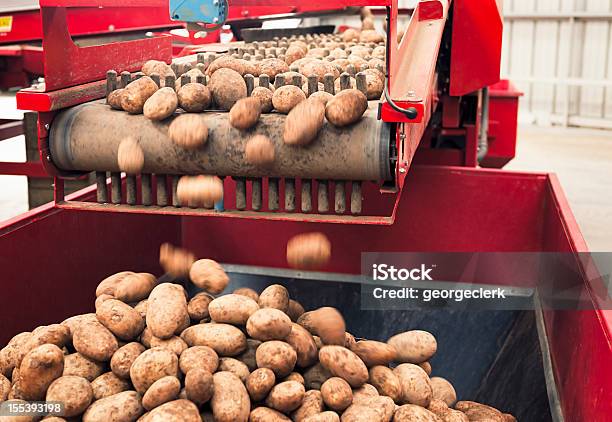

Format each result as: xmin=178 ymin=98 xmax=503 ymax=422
xmin=169 ymin=0 xmax=228 ymax=25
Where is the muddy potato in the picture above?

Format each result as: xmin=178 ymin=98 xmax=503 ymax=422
xmin=428 ymin=398 xmax=450 ymax=416
xmin=259 ymin=58 xmax=290 ymax=79
xmin=280 ymin=71 xmax=307 ymax=86
xmin=22 ymin=325 xmax=70 ymax=358
xmin=142 ymin=60 xmax=175 ymax=78
xmin=236 ymin=338 xmax=260 ymax=371
xmin=349 ymin=341 xmax=396 ymax=367
xmin=251 ymin=86 xmax=274 ymax=113
xmin=217 ymin=357 xmax=249 ymax=383
xmin=107 ymin=89 xmax=125 ymax=110
xmin=206 ymin=56 xmax=249 ymax=76
xmin=285 ymin=45 xmax=306 ymax=65
xmin=455 ymin=401 xmax=505 ymax=422
xmin=96 ymin=299 xmax=144 ymax=341
xmin=393 ymin=404 xmax=441 ymax=422
xmin=133 ymin=298 xmax=148 ymax=318
xmin=0 ymin=332 xmax=32 ymax=377
xmin=393 ymin=363 xmax=432 ymax=407
xmin=318 ymin=346 xmax=368 ymax=388
xmin=73 ymin=321 xmax=118 ymax=362
xmin=17 ymin=344 xmax=64 ymax=400
xmin=258 ymin=284 xmax=289 ymax=312
xmin=329 ymin=47 xmax=348 ymax=59
xmin=245 ymin=134 xmax=275 ymax=166
xmin=96 ymin=271 xmax=133 ymax=297
xmin=82 ymin=391 xmax=144 ymax=422
xmin=342 ymin=28 xmax=360 ymax=42
xmin=387 ymin=330 xmax=437 ymax=364
xmin=130 ymin=347 xmax=179 ymax=393
xmin=187 ymin=292 xmax=214 ymax=321
xmin=91 ymin=372 xmax=131 ymax=400
xmin=283 ymin=372 xmax=305 ymax=384
xmin=368 ymin=58 xmax=385 ymax=71
xmin=149 ymin=335 xmax=188 ymax=356
xmin=285 ymin=323 xmax=318 ymax=368
xmin=1 ymin=374 xmax=10 ymax=401
xmin=177 ymin=83 xmax=212 ymax=112
xmin=309 ymin=90 xmax=334 ymax=106
xmin=502 ymin=414 xmax=517 ymax=422
xmin=246 ymin=367 xmax=276 ymax=401
xmin=181 ymin=323 xmax=247 ymax=356
xmin=250 ymin=407 xmax=291 ymax=422
xmin=120 ymin=76 xmax=158 ymax=114
xmin=211 ymin=371 xmax=250 ymax=422
xmin=361 ymin=16 xmax=375 ymax=30
xmin=341 ymin=396 xmax=395 ymax=422
xmin=303 ymin=363 xmax=332 ymax=390
xmin=298 ymin=307 xmax=346 ymax=346
xmin=321 ymin=377 xmax=352 ymax=411
xmin=179 ymin=345 xmax=219 ymax=375
xmin=303 ymin=411 xmax=340 ymax=422
xmin=147 ymin=283 xmax=189 ymax=340
xmin=209 ymin=294 xmax=260 ymax=325
xmin=168 ymin=114 xmax=208 ymax=149
xmin=114 ymin=273 xmax=156 ymax=303
xmin=233 ymin=287 xmax=259 ymax=302
xmin=286 ymin=232 xmax=331 ymax=270
xmin=189 ymin=259 xmax=229 ymax=294
xmin=117 ymin=136 xmax=144 ymax=175
xmin=291 ymin=389 xmax=323 ymax=421
xmin=307 ymin=47 xmax=327 ymax=59
xmin=283 ymin=98 xmax=325 ymax=146
xmin=286 ymin=299 xmax=305 ymax=322
xmin=141 ymin=399 xmax=201 ymax=422
xmin=362 ymin=71 xmax=383 ymax=100
xmin=63 ymin=353 xmax=105 ymax=381
xmin=95 ymin=294 xmax=114 ymax=310
xmin=325 ymin=89 xmax=368 ymax=127
xmin=184 ymin=368 xmax=214 ymax=405
xmin=352 ymin=383 xmax=379 ymax=403
xmin=368 ymin=365 xmax=402 ymax=403
xmin=299 ymin=60 xmax=339 ymax=83
xmin=255 ymin=340 xmax=296 ymax=378
xmin=359 ymin=30 xmax=385 ymax=43
xmin=272 ymin=85 xmax=306 ymax=113
xmin=430 ymin=377 xmax=457 ymax=407
xmin=246 ymin=308 xmax=292 ymax=341
xmin=209 ymin=68 xmax=247 ymax=110
xmin=143 ymin=87 xmax=177 ymax=121
xmin=177 ymin=175 xmax=224 ymax=208
xmin=419 ymin=361 xmax=432 ymax=376
xmin=266 ymin=380 xmax=305 ymax=413
xmin=229 ymin=97 xmax=262 ymax=130
xmin=111 ymin=342 xmax=145 ymax=379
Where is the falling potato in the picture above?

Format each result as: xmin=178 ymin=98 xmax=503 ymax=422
xmin=286 ymin=232 xmax=332 ymax=270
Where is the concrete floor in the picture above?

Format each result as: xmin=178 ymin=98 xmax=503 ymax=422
xmin=0 ymin=95 xmax=611 ymax=250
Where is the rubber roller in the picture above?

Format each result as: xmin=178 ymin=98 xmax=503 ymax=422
xmin=50 ymin=101 xmax=392 ymax=181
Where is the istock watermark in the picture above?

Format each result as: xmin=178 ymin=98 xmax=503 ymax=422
xmin=371 ymin=264 xmax=435 ymax=281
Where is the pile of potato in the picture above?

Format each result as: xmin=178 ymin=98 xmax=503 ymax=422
xmin=0 ymin=242 xmax=516 ymax=422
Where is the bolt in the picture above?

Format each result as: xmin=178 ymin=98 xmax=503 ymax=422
xmin=44 ymin=123 xmax=50 ymax=130
xmin=399 ymin=168 xmax=406 ymax=174
xmin=46 ymin=155 xmax=51 ymax=162
xmin=213 ymin=17 xmax=219 ymax=23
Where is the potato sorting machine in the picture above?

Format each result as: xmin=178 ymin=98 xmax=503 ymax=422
xmin=1 ymin=0 xmax=610 ymax=421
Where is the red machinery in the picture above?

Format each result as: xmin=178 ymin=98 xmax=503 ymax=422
xmin=1 ymin=0 xmax=610 ymax=420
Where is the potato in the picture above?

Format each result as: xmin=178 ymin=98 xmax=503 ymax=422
xmin=95 ymin=294 xmax=114 ymax=310
xmin=285 ymin=45 xmax=306 ymax=65
xmin=325 ymin=89 xmax=368 ymax=127
xmin=368 ymin=58 xmax=385 ymax=71
xmin=349 ymin=341 xmax=396 ymax=367
xmin=177 ymin=83 xmax=211 ymax=112
xmin=285 ymin=323 xmax=318 ymax=368
xmin=272 ymin=85 xmax=306 ymax=114
xmin=82 ymin=391 xmax=144 ymax=422
xmin=233 ymin=287 xmax=259 ymax=302
xmin=291 ymin=389 xmax=323 ymax=421
xmin=348 ymin=54 xmax=368 ymax=68
xmin=45 ymin=375 xmax=93 ymax=417
xmin=368 ymin=365 xmax=401 ymax=403
xmin=303 ymin=363 xmax=332 ymax=390
xmin=258 ymin=284 xmax=289 ymax=312
xmin=184 ymin=368 xmax=214 ymax=405
xmin=179 ymin=346 xmax=219 ymax=375
xmin=147 ymin=283 xmax=189 ymax=339
xmin=419 ymin=361 xmax=432 ymax=376
xmin=117 ymin=136 xmax=144 ymax=174
xmin=393 ymin=404 xmax=441 ymax=422
xmin=251 ymin=87 xmax=274 ymax=113
xmin=393 ymin=363 xmax=432 ymax=407
xmin=114 ymin=273 xmax=156 ymax=303
xmin=0 ymin=332 xmax=32 ymax=377
xmin=286 ymin=232 xmax=331 ymax=269
xmin=91 ymin=372 xmax=131 ymax=400
xmin=134 ymin=299 xmax=149 ymax=319
xmin=329 ymin=48 xmax=348 ymax=59
xmin=229 ymin=97 xmax=261 ymax=130
xmin=120 ymin=76 xmax=158 ymax=114
xmin=341 ymin=396 xmax=395 ymax=422
xmin=430 ymin=377 xmax=457 ymax=407
xmin=280 ymin=71 xmax=307 ymax=86
xmin=298 ymin=60 xmax=339 ymax=83
xmin=359 ymin=30 xmax=384 ymax=43
xmin=209 ymin=294 xmax=260 ymax=325
xmin=108 ymin=89 xmax=125 ymax=110
xmin=236 ymin=338 xmax=261 ymax=371
xmin=187 ymin=292 xmax=214 ymax=321
xmin=181 ymin=323 xmax=247 ymax=356
xmin=177 ymin=175 xmax=223 ymax=208
xmin=143 ymin=87 xmax=177 ymax=121
xmin=73 ymin=321 xmax=118 ymax=362
xmin=189 ymin=259 xmax=229 ymax=294
xmin=245 ymin=134 xmax=275 ymax=166
xmin=387 ymin=330 xmax=437 ymax=364
xmin=149 ymin=335 xmax=188 ymax=356
xmin=96 ymin=271 xmax=133 ymax=297
xmin=352 ymin=383 xmax=379 ymax=403
xmin=96 ymin=299 xmax=145 ymax=341
xmin=290 ymin=40 xmax=309 ymax=54
xmin=206 ymin=56 xmax=249 ymax=76
xmin=255 ymin=341 xmax=296 ymax=378
xmin=140 ymin=399 xmax=200 ymax=422
xmin=454 ymin=401 xmax=505 ymax=422
xmin=259 ymin=58 xmax=290 ymax=80
xmin=303 ymin=411 xmax=340 ymax=422
xmin=130 ymin=347 xmax=179 ymax=393
xmin=142 ymin=60 xmax=174 ymax=78
xmin=211 ymin=371 xmax=250 ymax=422
xmin=307 ymin=48 xmax=327 ymax=59
xmin=250 ymin=407 xmax=291 ymax=421
xmin=209 ymin=68 xmax=247 ymax=110
xmin=286 ymin=299 xmax=305 ymax=322
xmin=168 ymin=114 xmax=208 ymax=149
xmin=246 ymin=308 xmax=292 ymax=341
xmin=266 ymin=380 xmax=305 ymax=413
xmin=63 ymin=353 xmax=105 ymax=381
xmin=111 ymin=342 xmax=145 ymax=379
xmin=297 ymin=307 xmax=345 ymax=346
xmin=321 ymin=377 xmax=352 ymax=411
xmin=1 ymin=373 xmax=11 ymax=401
xmin=17 ymin=344 xmax=64 ymax=400
xmin=318 ymin=346 xmax=367 ymax=388
xmin=362 ymin=71 xmax=383 ymax=100
xmin=361 ymin=17 xmax=375 ymax=30
xmin=43 ymin=417 xmax=68 ymax=422
xmin=331 ymin=58 xmax=350 ymax=72
xmin=342 ymin=28 xmax=360 ymax=42
xmin=283 ymin=372 xmax=305 ymax=385
xmin=216 ymin=357 xmax=249 ymax=383
xmin=282 ymin=98 xmax=325 ymax=147
xmin=428 ymin=398 xmax=450 ymax=416
xmin=22 ymin=325 xmax=70 ymax=358
xmin=246 ymin=367 xmax=275 ymax=401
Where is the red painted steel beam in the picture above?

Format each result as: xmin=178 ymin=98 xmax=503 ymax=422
xmin=0 ymin=162 xmax=48 ymax=178
xmin=0 ymin=120 xmax=23 ymax=141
